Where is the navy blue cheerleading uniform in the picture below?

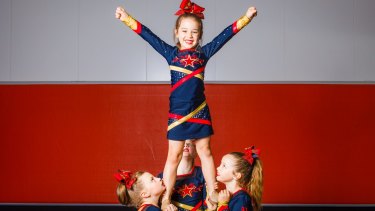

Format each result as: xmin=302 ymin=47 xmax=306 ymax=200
xmin=138 ymin=204 xmax=161 ymax=211
xmin=158 ymin=166 xmax=207 ymax=211
xmin=217 ymin=189 xmax=253 ymax=211
xmin=122 ymin=15 xmax=251 ymax=140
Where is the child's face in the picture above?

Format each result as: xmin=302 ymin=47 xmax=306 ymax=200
xmin=175 ymin=17 xmax=201 ymax=50
xmin=183 ymin=140 xmax=197 ymax=159
xmin=139 ymin=172 xmax=165 ymax=198
xmin=216 ymin=154 xmax=237 ymax=183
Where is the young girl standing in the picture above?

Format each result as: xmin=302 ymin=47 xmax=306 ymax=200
xmin=216 ymin=146 xmax=263 ymax=211
xmin=115 ymin=0 xmax=257 ymax=208
xmin=114 ymin=170 xmax=177 ymax=211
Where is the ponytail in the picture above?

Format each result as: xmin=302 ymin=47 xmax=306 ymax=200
xmin=247 ymin=159 xmax=263 ymax=211
xmin=117 ymin=183 xmax=131 ymax=205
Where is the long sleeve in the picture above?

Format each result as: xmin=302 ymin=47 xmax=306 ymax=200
xmin=122 ymin=15 xmax=174 ymax=60
xmin=202 ymin=15 xmax=253 ymax=59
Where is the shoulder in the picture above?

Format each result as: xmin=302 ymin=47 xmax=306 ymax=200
xmin=229 ymin=190 xmax=252 ymax=209
xmin=232 ymin=190 xmax=251 ymax=202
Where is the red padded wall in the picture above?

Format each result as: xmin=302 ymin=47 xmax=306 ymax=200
xmin=0 ymin=84 xmax=374 ymax=203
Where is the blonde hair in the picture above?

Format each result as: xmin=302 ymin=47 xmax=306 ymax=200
xmin=116 ymin=171 xmax=145 ymax=208
xmin=229 ymin=152 xmax=263 ymax=211
xmin=174 ymin=13 xmax=203 ymax=48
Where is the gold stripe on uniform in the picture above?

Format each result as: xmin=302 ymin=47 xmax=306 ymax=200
xmin=167 ymin=101 xmax=207 ymax=131
xmin=172 ymin=201 xmax=202 ymax=211
xmin=170 ymin=66 xmax=204 ymax=80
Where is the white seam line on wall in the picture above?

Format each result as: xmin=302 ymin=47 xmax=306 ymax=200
xmin=353 ymin=0 xmax=357 ymax=80
xmin=9 ymin=0 xmax=13 ymax=80
xmin=77 ymin=1 xmax=80 ymax=81
xmin=283 ymin=0 xmax=287 ymax=80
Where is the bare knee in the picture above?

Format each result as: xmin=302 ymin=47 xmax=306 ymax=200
xmin=166 ymin=140 xmax=184 ymax=164
xmin=196 ymin=139 xmax=213 ymax=158
xmin=167 ymin=149 xmax=183 ymax=164
xmin=198 ymin=146 xmax=212 ymax=157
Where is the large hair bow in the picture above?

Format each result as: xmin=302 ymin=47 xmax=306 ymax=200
xmin=175 ymin=0 xmax=205 ymax=19
xmin=243 ymin=146 xmax=261 ymax=165
xmin=114 ymin=170 xmax=136 ymax=189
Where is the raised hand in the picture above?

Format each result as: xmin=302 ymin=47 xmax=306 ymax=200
xmin=115 ymin=6 xmax=128 ymax=21
xmin=246 ymin=6 xmax=257 ymax=19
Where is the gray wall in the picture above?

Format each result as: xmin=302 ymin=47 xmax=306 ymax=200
xmin=0 ymin=0 xmax=374 ymax=82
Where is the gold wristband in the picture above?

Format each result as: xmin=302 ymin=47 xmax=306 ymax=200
xmin=122 ymin=15 xmax=138 ymax=31
xmin=236 ymin=15 xmax=252 ymax=31
xmin=218 ymin=201 xmax=229 ymax=207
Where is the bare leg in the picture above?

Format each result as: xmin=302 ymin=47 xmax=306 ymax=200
xmin=161 ymin=140 xmax=184 ymax=210
xmin=195 ymin=136 xmax=218 ymax=203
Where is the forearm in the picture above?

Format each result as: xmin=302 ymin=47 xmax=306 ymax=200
xmin=202 ymin=12 xmax=254 ymax=57
xmin=120 ymin=13 xmax=172 ymax=58
xmin=232 ymin=14 xmax=254 ymax=34
xmin=122 ymin=14 xmax=141 ymax=34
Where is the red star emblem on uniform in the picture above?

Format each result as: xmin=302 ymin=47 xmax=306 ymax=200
xmin=180 ymin=55 xmax=199 ymax=68
xmin=177 ymin=184 xmax=196 ymax=198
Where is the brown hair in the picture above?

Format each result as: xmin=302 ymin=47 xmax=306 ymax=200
xmin=116 ymin=171 xmax=145 ymax=208
xmin=229 ymin=152 xmax=263 ymax=211
xmin=174 ymin=13 xmax=203 ymax=48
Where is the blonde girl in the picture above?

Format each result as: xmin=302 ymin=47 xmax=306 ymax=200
xmin=216 ymin=146 xmax=263 ymax=211
xmin=115 ymin=170 xmax=177 ymax=211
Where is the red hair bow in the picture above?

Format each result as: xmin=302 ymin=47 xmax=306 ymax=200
xmin=243 ymin=146 xmax=261 ymax=165
xmin=175 ymin=0 xmax=205 ymax=19
xmin=114 ymin=170 xmax=136 ymax=189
